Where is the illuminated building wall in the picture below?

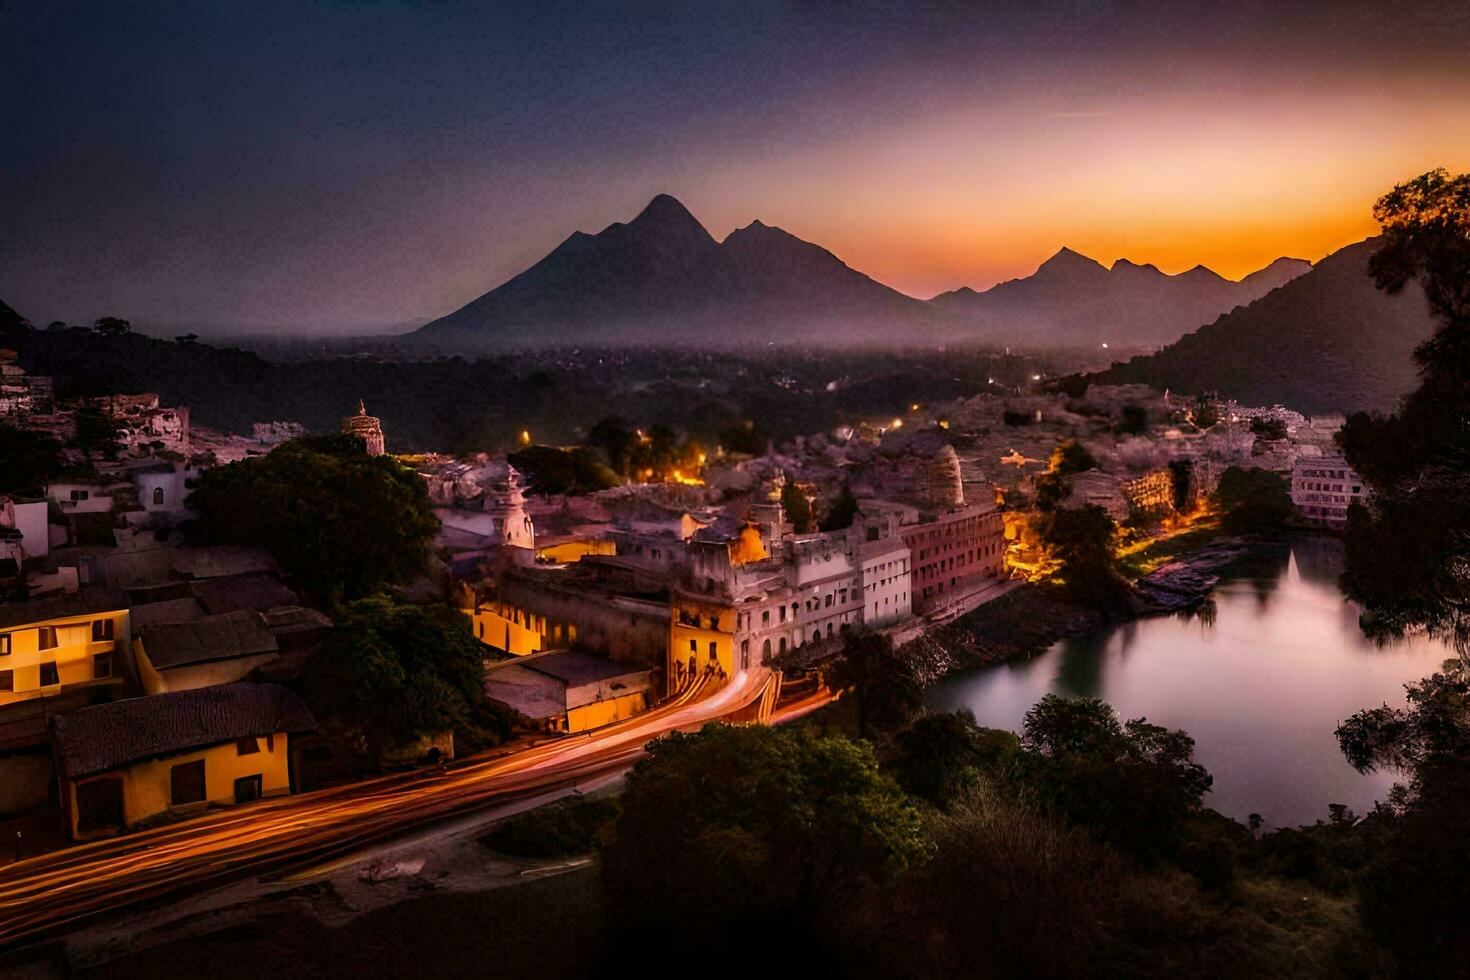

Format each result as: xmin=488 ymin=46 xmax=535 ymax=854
xmin=0 ymin=591 xmax=129 ymax=706
xmin=902 ymin=503 xmax=1007 ymax=612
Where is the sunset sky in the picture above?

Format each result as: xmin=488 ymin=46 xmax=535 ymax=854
xmin=5 ymin=0 xmax=1470 ymax=333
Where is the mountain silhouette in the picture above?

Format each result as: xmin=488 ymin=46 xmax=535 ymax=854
xmin=1085 ymin=238 xmax=1436 ymax=414
xmin=929 ymin=248 xmax=1312 ymax=349
xmin=410 ymin=195 xmax=939 ymax=349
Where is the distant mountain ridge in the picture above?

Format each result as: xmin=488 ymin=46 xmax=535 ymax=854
xmin=1084 ymin=238 xmax=1437 ymax=414
xmin=411 ymin=195 xmax=940 ymax=349
xmin=931 ymin=249 xmax=1313 ymax=349
xmin=412 ymin=195 xmax=1313 ymax=351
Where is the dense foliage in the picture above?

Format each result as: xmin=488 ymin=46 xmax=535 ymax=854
xmin=187 ymin=435 xmax=438 ymax=607
xmin=0 ymin=425 xmax=63 ymax=495
xmin=1212 ymin=465 xmax=1294 ymax=533
xmin=601 ymin=724 xmax=927 ymax=951
xmin=300 ymin=595 xmax=488 ymax=755
xmin=823 ymin=630 xmax=922 ymax=737
xmin=1037 ymin=504 xmax=1130 ymax=607
xmin=1017 ymin=694 xmax=1212 ymax=864
xmin=1338 ymin=169 xmax=1470 ymax=649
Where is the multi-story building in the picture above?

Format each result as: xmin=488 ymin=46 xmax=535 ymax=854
xmin=854 ymin=509 xmax=912 ymax=627
xmin=1291 ymin=455 xmax=1366 ymax=529
xmin=902 ymin=502 xmax=1006 ymax=613
xmin=0 ymin=588 xmax=130 ymax=706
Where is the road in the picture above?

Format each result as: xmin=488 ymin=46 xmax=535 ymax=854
xmin=0 ymin=666 xmax=832 ymax=950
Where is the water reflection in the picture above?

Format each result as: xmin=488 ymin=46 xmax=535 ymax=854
xmin=927 ymin=537 xmax=1450 ymax=826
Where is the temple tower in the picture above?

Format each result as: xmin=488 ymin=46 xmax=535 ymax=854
xmin=341 ymin=400 xmax=386 ymax=455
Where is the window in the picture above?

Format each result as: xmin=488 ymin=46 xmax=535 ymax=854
xmin=708 ymin=641 xmax=717 ymax=661
xmin=69 ymin=489 xmax=88 ymax=502
xmin=688 ymin=639 xmax=697 ymax=653
xmin=236 ymin=737 xmax=260 ymax=756
xmin=91 ymin=619 xmax=114 ymax=642
xmin=152 ymin=486 xmax=165 ymax=506
xmin=762 ymin=610 xmax=770 ymax=626
xmin=0 ymin=633 xmax=7 ymax=655
xmin=170 ymin=759 xmax=207 ymax=806
xmin=234 ymin=775 xmax=263 ymax=805
xmin=39 ymin=662 xmax=58 ymax=686
xmin=37 ymin=627 xmax=57 ymax=650
xmin=92 ymin=653 xmax=113 ymax=679
xmin=0 ymin=670 xmax=11 ymax=692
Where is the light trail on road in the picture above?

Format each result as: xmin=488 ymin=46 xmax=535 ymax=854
xmin=0 ymin=667 xmax=821 ymax=950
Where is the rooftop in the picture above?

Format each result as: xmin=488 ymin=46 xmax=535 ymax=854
xmin=139 ymin=610 xmax=279 ymax=670
xmin=0 ymin=587 xmax=130 ymax=631
xmin=51 ymin=683 xmax=316 ymax=779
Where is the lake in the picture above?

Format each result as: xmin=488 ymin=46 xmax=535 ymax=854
xmin=926 ymin=537 xmax=1453 ymax=827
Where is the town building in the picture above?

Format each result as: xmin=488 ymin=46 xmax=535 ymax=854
xmin=49 ymin=682 xmax=315 ymax=839
xmin=902 ymin=503 xmax=1006 ymax=613
xmin=0 ymin=588 xmax=130 ymax=707
xmin=1291 ymin=455 xmax=1366 ymax=528
xmin=482 ymin=650 xmax=653 ymax=733
xmin=133 ymin=610 xmax=285 ymax=694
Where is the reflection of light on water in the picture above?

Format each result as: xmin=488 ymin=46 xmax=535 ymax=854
xmin=928 ymin=546 xmax=1453 ymax=825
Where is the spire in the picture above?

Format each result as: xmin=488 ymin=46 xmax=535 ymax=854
xmin=357 ymin=399 xmax=367 ymax=416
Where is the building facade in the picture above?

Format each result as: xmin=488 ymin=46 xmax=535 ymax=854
xmin=1292 ymin=456 xmax=1366 ymax=528
xmin=902 ymin=503 xmax=1006 ymax=612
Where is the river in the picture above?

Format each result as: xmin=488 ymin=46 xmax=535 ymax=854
xmin=926 ymin=537 xmax=1454 ymax=826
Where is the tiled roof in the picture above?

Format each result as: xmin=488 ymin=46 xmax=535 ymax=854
xmin=139 ymin=610 xmax=279 ymax=669
xmin=51 ymin=683 xmax=316 ymax=779
xmin=0 ymin=587 xmax=129 ymax=630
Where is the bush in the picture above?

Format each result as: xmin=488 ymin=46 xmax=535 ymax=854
xmin=481 ymin=795 xmax=620 ymax=858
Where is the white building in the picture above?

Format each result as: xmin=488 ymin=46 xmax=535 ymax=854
xmin=1291 ymin=455 xmax=1366 ymax=529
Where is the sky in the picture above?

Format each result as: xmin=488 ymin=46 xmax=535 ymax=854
xmin=4 ymin=0 xmax=1470 ymax=334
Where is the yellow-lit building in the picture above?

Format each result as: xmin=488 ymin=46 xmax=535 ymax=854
xmin=50 ymin=682 xmax=316 ymax=839
xmin=0 ymin=588 xmax=130 ymax=707
xmin=465 ymin=598 xmax=560 ymax=656
xmin=535 ymin=538 xmax=616 ymax=564
xmin=669 ymin=593 xmax=738 ymax=691
xmin=482 ymin=650 xmax=652 ymax=734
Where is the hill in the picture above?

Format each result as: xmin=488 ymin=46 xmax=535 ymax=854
xmin=410 ymin=195 xmax=942 ymax=350
xmin=1082 ymin=239 xmax=1436 ymax=414
xmin=929 ymin=249 xmax=1312 ymax=349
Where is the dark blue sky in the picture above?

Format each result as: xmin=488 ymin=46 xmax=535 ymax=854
xmin=4 ymin=1 xmax=1468 ymax=334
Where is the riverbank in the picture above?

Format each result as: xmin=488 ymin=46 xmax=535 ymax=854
xmin=900 ymin=534 xmax=1269 ymax=686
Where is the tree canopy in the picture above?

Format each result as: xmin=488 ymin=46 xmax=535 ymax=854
xmin=1338 ymin=168 xmax=1470 ymax=650
xmin=1212 ymin=465 xmax=1294 ymax=533
xmin=1018 ymin=694 xmax=1212 ymax=863
xmin=823 ymin=630 xmax=922 ymax=738
xmin=300 ymin=595 xmax=486 ymax=754
xmin=1037 ymin=504 xmax=1130 ymax=607
xmin=186 ymin=434 xmax=438 ymax=607
xmin=600 ymin=723 xmax=927 ymax=949
xmin=0 ymin=425 xmax=63 ymax=496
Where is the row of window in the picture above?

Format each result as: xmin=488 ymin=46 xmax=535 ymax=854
xmin=0 ymin=652 xmax=113 ymax=692
xmin=0 ymin=619 xmax=114 ymax=656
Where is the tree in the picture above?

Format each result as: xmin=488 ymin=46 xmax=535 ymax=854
xmin=1018 ymin=694 xmax=1212 ymax=863
xmin=600 ymin=724 xmax=927 ymax=951
xmin=186 ymin=434 xmax=438 ymax=607
xmin=92 ymin=316 xmax=131 ymax=337
xmin=824 ymin=630 xmax=922 ymax=738
xmin=300 ymin=595 xmax=486 ymax=756
xmin=1117 ymin=403 xmax=1149 ymax=435
xmin=72 ymin=406 xmax=121 ymax=460
xmin=1037 ymin=504 xmax=1129 ymax=608
xmin=888 ymin=708 xmax=1018 ymax=807
xmin=818 ymin=484 xmax=858 ymax=532
xmin=1336 ymin=664 xmax=1470 ymax=972
xmin=586 ymin=415 xmax=636 ymax=478
xmin=1035 ymin=438 xmax=1096 ymax=510
xmin=780 ymin=474 xmax=814 ymax=534
xmin=507 ymin=445 xmax=619 ymax=494
xmin=1249 ymin=416 xmax=1287 ymax=441
xmin=1337 ymin=169 xmax=1470 ymax=649
xmin=1212 ymin=465 xmax=1293 ymax=533
xmin=0 ymin=426 xmax=63 ymax=495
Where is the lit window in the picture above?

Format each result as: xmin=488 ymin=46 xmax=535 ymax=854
xmin=37 ymin=627 xmax=57 ymax=650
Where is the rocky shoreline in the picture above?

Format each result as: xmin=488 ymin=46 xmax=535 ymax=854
xmin=901 ymin=536 xmax=1267 ymax=686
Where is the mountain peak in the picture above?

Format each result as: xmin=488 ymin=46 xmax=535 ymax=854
xmin=628 ymin=193 xmax=706 ymax=230
xmin=1037 ymin=246 xmax=1108 ymax=278
xmin=1111 ymin=257 xmax=1164 ymax=276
